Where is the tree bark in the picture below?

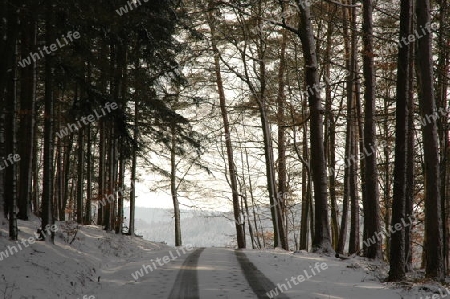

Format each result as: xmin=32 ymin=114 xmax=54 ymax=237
xmin=171 ymin=121 xmax=182 ymax=246
xmin=17 ymin=7 xmax=36 ymax=221
xmin=5 ymin=14 xmax=19 ymax=240
xmin=97 ymin=43 xmax=108 ymax=226
xmin=323 ymin=3 xmax=339 ymax=250
xmin=349 ymin=0 xmax=360 ymax=255
xmin=85 ymin=123 xmax=92 ymax=224
xmin=298 ymin=110 xmax=311 ymax=250
xmin=61 ymin=132 xmax=73 ymax=220
xmin=416 ymin=0 xmax=444 ymax=280
xmin=277 ymin=29 xmax=289 ymax=251
xmin=362 ymin=0 xmax=382 ymax=259
xmin=436 ymin=0 xmax=449 ymax=275
xmin=297 ymin=0 xmax=332 ymax=253
xmin=388 ymin=0 xmax=413 ymax=281
xmin=76 ymin=127 xmax=84 ymax=224
xmin=129 ymin=100 xmax=138 ymax=236
xmin=405 ymin=25 xmax=415 ymax=271
xmin=42 ymin=0 xmax=55 ymax=242
xmin=116 ymin=150 xmax=124 ymax=234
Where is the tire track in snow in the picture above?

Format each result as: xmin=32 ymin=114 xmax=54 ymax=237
xmin=197 ymin=247 xmax=256 ymax=298
xmin=168 ymin=247 xmax=204 ymax=299
xmin=235 ymin=250 xmax=290 ymax=299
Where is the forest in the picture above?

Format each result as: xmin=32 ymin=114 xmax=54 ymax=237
xmin=0 ymin=0 xmax=449 ymax=286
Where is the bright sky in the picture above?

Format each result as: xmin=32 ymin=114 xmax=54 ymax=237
xmin=125 ymin=178 xmax=232 ymax=212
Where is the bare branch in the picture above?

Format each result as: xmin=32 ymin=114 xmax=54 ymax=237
xmin=216 ymin=0 xmax=300 ymax=34
xmin=322 ymin=0 xmax=362 ymax=8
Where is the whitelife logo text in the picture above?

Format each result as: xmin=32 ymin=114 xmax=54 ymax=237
xmin=18 ymin=31 xmax=80 ymax=68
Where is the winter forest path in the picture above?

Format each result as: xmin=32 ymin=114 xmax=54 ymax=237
xmin=169 ymin=247 xmax=284 ymax=299
xmin=96 ymin=246 xmax=405 ymax=299
xmin=97 ymin=246 xmax=281 ymax=299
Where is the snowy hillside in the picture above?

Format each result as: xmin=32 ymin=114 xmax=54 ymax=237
xmin=129 ymin=206 xmax=279 ymax=248
xmin=0 ymin=215 xmax=173 ymax=298
xmin=129 ymin=207 xmax=237 ymax=247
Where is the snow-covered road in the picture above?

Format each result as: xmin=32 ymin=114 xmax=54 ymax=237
xmin=168 ymin=247 xmax=203 ymax=298
xmin=99 ymin=247 xmax=290 ymax=298
xmin=197 ymin=247 xmax=276 ymax=298
xmin=98 ymin=246 xmax=405 ymax=299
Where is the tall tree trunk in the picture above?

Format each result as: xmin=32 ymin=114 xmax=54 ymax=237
xmin=129 ymin=99 xmax=138 ymax=236
xmin=259 ymin=98 xmax=284 ymax=249
xmin=171 ymin=121 xmax=182 ymax=246
xmin=85 ymin=123 xmax=92 ymax=224
xmin=244 ymin=144 xmax=262 ymax=249
xmin=32 ymin=113 xmax=39 ymax=215
xmin=207 ymin=3 xmax=245 ymax=248
xmin=416 ymin=0 xmax=444 ymax=280
xmin=297 ymin=1 xmax=332 ymax=253
xmin=105 ymin=43 xmax=119 ymax=231
xmin=55 ymin=96 xmax=64 ymax=221
xmin=103 ymin=127 xmax=111 ymax=230
xmin=85 ymin=60 xmax=93 ymax=225
xmin=0 ymin=0 xmax=4 ymax=218
xmin=116 ymin=150 xmax=124 ymax=234
xmin=248 ymin=2 xmax=286 ymax=249
xmin=104 ymin=43 xmax=116 ymax=231
xmin=349 ymin=115 xmax=359 ymax=255
xmin=383 ymin=98 xmax=391 ymax=258
xmin=41 ymin=0 xmax=55 ymax=242
xmin=97 ymin=118 xmax=105 ymax=225
xmin=277 ymin=29 xmax=289 ymax=251
xmin=345 ymin=0 xmax=360 ymax=255
xmin=339 ymin=66 xmax=353 ymax=256
xmin=97 ymin=43 xmax=108 ymax=226
xmin=0 ymin=0 xmax=19 ymax=238
xmin=105 ymin=125 xmax=118 ymax=231
xmin=328 ymin=112 xmax=338 ymax=250
xmin=436 ymin=0 xmax=449 ymax=274
xmin=61 ymin=132 xmax=73 ymax=220
xmin=362 ymin=0 xmax=382 ymax=259
xmin=355 ymin=70 xmax=366 ymax=247
xmin=338 ymin=167 xmax=349 ymax=254
xmin=405 ymin=24 xmax=415 ymax=272
xmin=338 ymin=0 xmax=352 ymax=255
xmin=350 ymin=0 xmax=360 ymax=255
xmin=5 ymin=17 xmax=18 ymax=240
xmin=76 ymin=127 xmax=84 ymax=224
xmin=297 ymin=110 xmax=311 ymax=250
xmin=56 ymin=136 xmax=62 ymax=220
xmin=323 ymin=4 xmax=339 ymax=250
xmin=17 ymin=7 xmax=36 ymax=221
xmin=116 ymin=45 xmax=127 ymax=234
xmin=389 ymin=0 xmax=413 ymax=281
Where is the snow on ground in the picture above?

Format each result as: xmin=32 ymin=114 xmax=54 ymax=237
xmin=243 ymin=249 xmax=402 ymax=298
xmin=198 ymin=248 xmax=256 ymax=298
xmin=97 ymin=244 xmax=194 ymax=298
xmin=0 ymin=216 xmax=180 ymax=299
xmin=1 ymin=216 xmax=448 ymax=299
xmin=244 ymin=248 xmax=450 ymax=299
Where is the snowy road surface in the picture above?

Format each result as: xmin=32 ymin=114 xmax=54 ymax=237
xmin=168 ymin=247 xmax=204 ymax=298
xmin=96 ymin=246 xmax=405 ymax=299
xmin=98 ymin=247 xmax=269 ymax=298
xmin=197 ymin=247 xmax=279 ymax=298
